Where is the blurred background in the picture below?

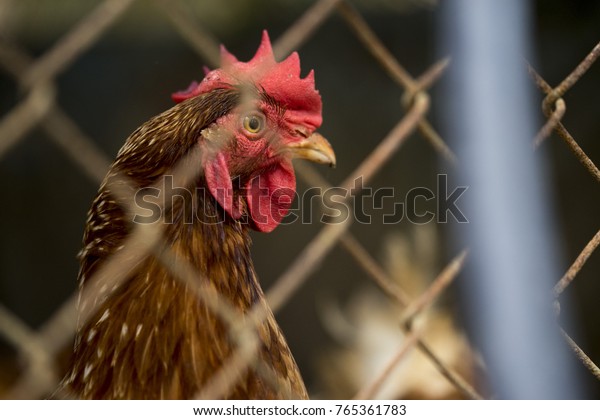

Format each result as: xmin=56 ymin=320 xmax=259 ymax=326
xmin=1 ymin=0 xmax=599 ymax=399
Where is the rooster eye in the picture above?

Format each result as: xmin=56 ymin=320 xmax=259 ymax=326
xmin=242 ymin=113 xmax=265 ymax=135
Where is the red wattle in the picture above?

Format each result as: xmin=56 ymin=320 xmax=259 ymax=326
xmin=204 ymin=151 xmax=243 ymax=220
xmin=246 ymin=161 xmax=296 ymax=233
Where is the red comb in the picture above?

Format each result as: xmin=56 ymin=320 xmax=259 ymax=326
xmin=172 ymin=31 xmax=322 ymax=130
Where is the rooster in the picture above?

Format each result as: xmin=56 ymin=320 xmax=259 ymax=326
xmin=61 ymin=31 xmax=335 ymax=399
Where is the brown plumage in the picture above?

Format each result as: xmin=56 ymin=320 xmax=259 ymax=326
xmin=61 ymin=32 xmax=335 ymax=399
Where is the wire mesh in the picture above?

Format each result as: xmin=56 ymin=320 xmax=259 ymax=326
xmin=0 ymin=0 xmax=598 ymax=399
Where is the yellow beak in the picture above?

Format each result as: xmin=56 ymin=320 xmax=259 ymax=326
xmin=284 ymin=132 xmax=336 ymax=168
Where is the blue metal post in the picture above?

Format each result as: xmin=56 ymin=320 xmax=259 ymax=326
xmin=440 ymin=0 xmax=582 ymax=398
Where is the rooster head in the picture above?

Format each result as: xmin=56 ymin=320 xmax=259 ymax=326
xmin=172 ymin=31 xmax=335 ymax=232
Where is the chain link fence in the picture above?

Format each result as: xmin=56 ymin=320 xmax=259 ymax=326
xmin=0 ymin=0 xmax=599 ymax=399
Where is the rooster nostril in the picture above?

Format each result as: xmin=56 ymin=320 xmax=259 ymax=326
xmin=294 ymin=128 xmax=309 ymax=138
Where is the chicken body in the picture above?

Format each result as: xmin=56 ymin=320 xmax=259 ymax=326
xmin=62 ymin=33 xmax=334 ymax=399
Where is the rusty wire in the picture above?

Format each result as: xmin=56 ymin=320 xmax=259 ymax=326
xmin=528 ymin=41 xmax=600 ymax=383
xmin=554 ymin=228 xmax=600 ymax=298
xmin=528 ymin=48 xmax=600 ymax=183
xmin=0 ymin=0 xmax=599 ymax=401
